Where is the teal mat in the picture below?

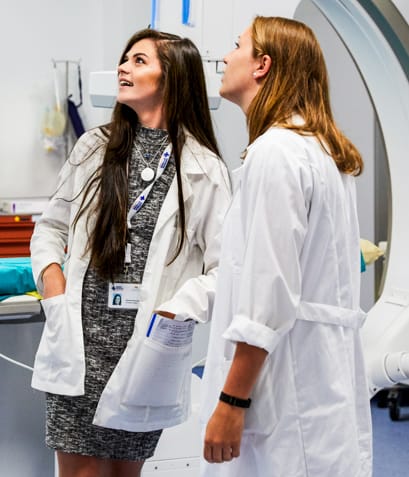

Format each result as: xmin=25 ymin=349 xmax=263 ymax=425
xmin=0 ymin=257 xmax=36 ymax=300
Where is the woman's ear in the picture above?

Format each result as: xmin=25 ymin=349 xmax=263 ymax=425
xmin=254 ymin=54 xmax=272 ymax=79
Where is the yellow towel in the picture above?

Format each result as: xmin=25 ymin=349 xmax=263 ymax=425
xmin=360 ymin=238 xmax=384 ymax=265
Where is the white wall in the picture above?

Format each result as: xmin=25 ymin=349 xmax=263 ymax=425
xmin=100 ymin=0 xmax=152 ymax=69
xmin=0 ymin=0 xmax=151 ymax=199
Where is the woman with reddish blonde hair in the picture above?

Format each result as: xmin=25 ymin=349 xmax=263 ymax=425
xmin=201 ymin=16 xmax=371 ymax=477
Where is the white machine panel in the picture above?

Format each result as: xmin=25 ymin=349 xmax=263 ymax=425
xmin=89 ymin=71 xmax=117 ymax=109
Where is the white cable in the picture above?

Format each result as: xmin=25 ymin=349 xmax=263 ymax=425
xmin=0 ymin=352 xmax=33 ymax=372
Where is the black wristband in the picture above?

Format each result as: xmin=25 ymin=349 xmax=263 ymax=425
xmin=219 ymin=391 xmax=251 ymax=408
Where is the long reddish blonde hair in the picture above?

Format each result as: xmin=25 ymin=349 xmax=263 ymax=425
xmin=247 ymin=16 xmax=363 ymax=175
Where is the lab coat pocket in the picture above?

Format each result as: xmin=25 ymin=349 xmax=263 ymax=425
xmin=33 ymin=294 xmax=73 ymax=384
xmin=121 ymin=338 xmax=193 ymax=407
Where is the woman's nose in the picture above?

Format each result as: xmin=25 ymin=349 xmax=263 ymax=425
xmin=117 ymin=62 xmax=128 ymax=74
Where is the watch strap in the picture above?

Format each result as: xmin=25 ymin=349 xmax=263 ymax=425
xmin=219 ymin=391 xmax=251 ymax=408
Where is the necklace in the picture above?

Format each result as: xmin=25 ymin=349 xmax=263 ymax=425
xmin=135 ymin=135 xmax=169 ymax=182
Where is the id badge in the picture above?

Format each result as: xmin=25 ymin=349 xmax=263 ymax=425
xmin=108 ymin=282 xmax=140 ymax=309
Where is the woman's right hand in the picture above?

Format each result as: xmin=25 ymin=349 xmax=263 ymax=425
xmin=41 ymin=263 xmax=66 ymax=299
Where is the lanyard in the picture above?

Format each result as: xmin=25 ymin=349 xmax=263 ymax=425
xmin=126 ymin=143 xmax=172 ymax=230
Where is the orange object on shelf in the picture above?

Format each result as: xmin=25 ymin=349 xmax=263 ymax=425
xmin=0 ymin=215 xmax=35 ymax=258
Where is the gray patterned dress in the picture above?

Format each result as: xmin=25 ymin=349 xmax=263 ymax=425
xmin=46 ymin=125 xmax=175 ymax=460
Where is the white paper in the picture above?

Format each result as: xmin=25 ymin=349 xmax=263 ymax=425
xmin=147 ymin=314 xmax=195 ymax=347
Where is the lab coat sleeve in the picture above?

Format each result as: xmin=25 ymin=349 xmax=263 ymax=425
xmin=30 ymin=163 xmax=74 ymax=293
xmin=30 ymin=130 xmax=102 ymax=293
xmin=158 ymin=160 xmax=232 ymax=323
xmin=223 ymin=137 xmax=312 ymax=353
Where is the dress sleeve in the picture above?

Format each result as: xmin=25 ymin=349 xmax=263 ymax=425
xmin=223 ymin=137 xmax=312 ymax=353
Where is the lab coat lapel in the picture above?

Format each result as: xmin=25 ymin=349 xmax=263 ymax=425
xmin=152 ymin=174 xmax=190 ymax=238
xmin=152 ymin=145 xmax=202 ymax=239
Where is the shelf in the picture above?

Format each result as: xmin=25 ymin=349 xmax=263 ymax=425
xmin=0 ymin=215 xmax=35 ymax=258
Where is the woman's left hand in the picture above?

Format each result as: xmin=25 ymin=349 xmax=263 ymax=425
xmin=203 ymin=401 xmax=245 ymax=463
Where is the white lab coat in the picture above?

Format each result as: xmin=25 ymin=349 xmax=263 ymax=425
xmin=200 ymin=127 xmax=372 ymax=476
xmin=30 ymin=127 xmax=231 ymax=431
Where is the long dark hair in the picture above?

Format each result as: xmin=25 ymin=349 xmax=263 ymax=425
xmin=247 ymin=16 xmax=363 ymax=175
xmin=76 ymin=29 xmax=220 ymax=280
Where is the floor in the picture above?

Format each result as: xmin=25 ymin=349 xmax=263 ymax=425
xmin=372 ymin=388 xmax=409 ymax=476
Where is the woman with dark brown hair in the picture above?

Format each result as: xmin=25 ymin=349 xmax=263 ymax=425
xmin=201 ymin=16 xmax=372 ymax=477
xmin=30 ymin=28 xmax=230 ymax=477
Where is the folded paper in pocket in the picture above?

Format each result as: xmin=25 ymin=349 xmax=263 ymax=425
xmin=121 ymin=315 xmax=195 ymax=407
